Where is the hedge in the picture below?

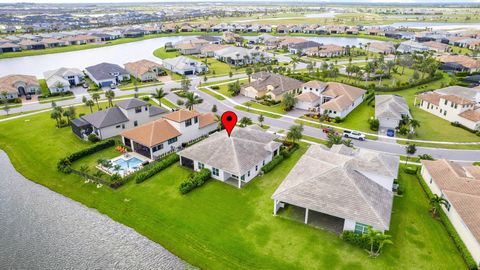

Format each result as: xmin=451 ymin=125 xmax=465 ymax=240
xmin=341 ymin=231 xmax=379 ymax=251
xmin=416 ymin=170 xmax=478 ymax=270
xmin=134 ymin=154 xmax=179 ymax=183
xmin=57 ymin=139 xmax=116 ymax=173
xmin=179 ymin=168 xmax=211 ymax=194
xmin=261 ymin=155 xmax=284 ymax=173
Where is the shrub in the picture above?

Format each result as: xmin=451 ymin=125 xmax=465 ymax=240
xmin=404 ymin=166 xmax=417 ymax=175
xmin=280 ymin=143 xmax=299 ymax=159
xmin=211 ymin=85 xmax=220 ymax=90
xmin=57 ymin=158 xmax=72 ymax=173
xmin=418 ymin=154 xmax=434 ymax=160
xmin=57 ymin=119 xmax=68 ymax=128
xmin=68 ymin=139 xmax=116 ymax=163
xmin=135 ymin=154 xmax=179 ymax=183
xmin=369 ymin=118 xmax=379 ymax=131
xmin=341 ymin=231 xmax=378 ymax=251
xmin=88 ymin=133 xmax=100 ymax=143
xmin=142 ymin=96 xmax=150 ymax=101
xmin=179 ymin=168 xmax=211 ymax=194
xmin=261 ymin=155 xmax=284 ymax=173
xmin=176 ymin=100 xmax=184 ymax=106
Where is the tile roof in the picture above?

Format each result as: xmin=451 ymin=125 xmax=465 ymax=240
xmin=438 ymin=54 xmax=480 ymax=69
xmin=422 ymin=160 xmax=480 ymax=243
xmin=121 ymin=119 xmax=181 ymax=147
xmin=0 ymin=74 xmax=39 ymax=93
xmin=459 ymin=109 xmax=480 ymax=122
xmin=198 ymin=113 xmax=217 ymax=128
xmin=81 ymin=106 xmax=129 ymax=129
xmin=320 ymin=82 xmax=366 ymax=112
xmin=178 ymin=127 xmax=281 ymax=176
xmin=85 ymin=62 xmax=129 ymax=81
xmin=375 ymin=95 xmax=411 ymax=120
xmin=163 ymin=109 xmax=201 ymax=123
xmin=116 ymin=98 xmax=149 ymax=110
xmin=302 ymin=80 xmax=327 ymax=89
xmin=272 ymin=144 xmax=399 ymax=230
xmin=296 ymin=92 xmax=321 ymax=102
xmin=124 ymin=59 xmax=162 ymax=77
xmin=242 ymin=72 xmax=303 ymax=96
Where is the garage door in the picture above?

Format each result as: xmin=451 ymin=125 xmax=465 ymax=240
xmin=184 ymin=70 xmax=194 ymax=75
xmin=101 ymin=81 xmax=112 ymax=87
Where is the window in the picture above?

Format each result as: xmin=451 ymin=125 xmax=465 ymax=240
xmin=116 ymin=125 xmax=121 ymax=128
xmin=263 ymin=160 xmax=265 ymax=165
xmin=122 ymin=124 xmax=125 ymax=129
xmin=443 ymin=111 xmax=447 ymax=116
xmin=354 ymin=223 xmax=369 ymax=234
xmin=241 ymin=175 xmax=245 ymax=180
xmin=168 ymin=137 xmax=177 ymax=144
xmin=185 ymin=119 xmax=192 ymax=127
xmin=212 ymin=167 xmax=219 ymax=176
xmin=454 ymin=104 xmax=457 ymax=109
xmin=135 ymin=107 xmax=142 ymax=113
xmin=255 ymin=165 xmax=258 ymax=171
xmin=444 ymin=99 xmax=448 ymax=105
xmin=134 ymin=121 xmax=138 ymax=127
xmin=198 ymin=162 xmax=204 ymax=169
xmin=247 ymin=171 xmax=250 ymax=177
xmin=153 ymin=143 xmax=163 ymax=152
xmin=194 ymin=117 xmax=198 ymax=124
xmin=145 ymin=106 xmax=148 ymax=111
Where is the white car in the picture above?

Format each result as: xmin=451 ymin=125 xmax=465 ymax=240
xmin=343 ymin=130 xmax=366 ymax=141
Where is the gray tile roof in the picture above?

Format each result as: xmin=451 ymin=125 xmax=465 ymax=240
xmin=178 ymin=127 xmax=281 ymax=176
xmin=243 ymin=72 xmax=303 ymax=96
xmin=149 ymin=106 xmax=169 ymax=117
xmin=116 ymin=98 xmax=149 ymax=110
xmin=85 ymin=62 xmax=129 ymax=81
xmin=436 ymin=86 xmax=480 ymax=101
xmin=81 ymin=106 xmax=129 ymax=129
xmin=375 ymin=95 xmax=411 ymax=121
xmin=272 ymin=144 xmax=399 ymax=230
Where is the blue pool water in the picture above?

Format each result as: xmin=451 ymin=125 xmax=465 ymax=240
xmin=110 ymin=157 xmax=143 ymax=174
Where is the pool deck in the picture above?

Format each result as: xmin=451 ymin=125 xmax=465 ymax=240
xmin=98 ymin=152 xmax=152 ymax=177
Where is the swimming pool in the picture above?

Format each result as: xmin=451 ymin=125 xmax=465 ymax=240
xmin=109 ymin=157 xmax=143 ymax=175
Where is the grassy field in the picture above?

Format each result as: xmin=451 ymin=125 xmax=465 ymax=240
xmin=199 ymin=87 xmax=226 ymax=100
xmin=234 ymin=105 xmax=282 ymax=119
xmin=0 ymin=107 xmax=468 ymax=269
xmin=152 ymin=47 xmax=181 ymax=59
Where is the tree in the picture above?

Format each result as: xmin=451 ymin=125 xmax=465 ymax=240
xmin=184 ymin=92 xmax=202 ymax=110
xmin=55 ymin=82 xmax=65 ymax=93
xmin=181 ymin=76 xmax=192 ymax=91
xmin=50 ymin=108 xmax=62 ymax=127
xmin=429 ymin=194 xmax=449 ymax=217
xmin=1 ymin=91 xmax=10 ymax=115
xmin=85 ymin=99 xmax=94 ymax=113
xmin=92 ymin=93 xmax=101 ymax=110
xmin=366 ymin=227 xmax=393 ymax=257
xmin=79 ymin=165 xmax=90 ymax=181
xmin=133 ymin=81 xmax=139 ymax=98
xmin=246 ymin=67 xmax=253 ymax=82
xmin=398 ymin=55 xmax=413 ymax=75
xmin=227 ymin=80 xmax=241 ymax=96
xmin=105 ymin=90 xmax=115 ymax=107
xmin=82 ymin=96 xmax=87 ymax=104
xmin=203 ymin=75 xmax=208 ymax=83
xmin=211 ymin=104 xmax=217 ymax=113
xmin=404 ymin=144 xmax=417 ymax=165
xmin=239 ymin=116 xmax=252 ymax=127
xmin=258 ymin=114 xmax=265 ymax=127
xmin=152 ymin=88 xmax=167 ymax=106
xmin=282 ymin=92 xmax=297 ymax=111
xmin=286 ymin=124 xmax=303 ymax=143
xmin=63 ymin=106 xmax=76 ymax=122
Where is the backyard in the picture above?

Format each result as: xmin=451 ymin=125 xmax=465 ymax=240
xmin=0 ymin=106 xmax=469 ymax=270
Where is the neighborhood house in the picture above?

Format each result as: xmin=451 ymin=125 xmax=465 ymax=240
xmin=178 ymin=126 xmax=282 ymax=188
xmin=240 ymin=71 xmax=303 ymax=101
xmin=70 ymin=98 xmax=168 ymax=140
xmin=121 ymin=109 xmax=217 ymax=159
xmin=272 ymin=144 xmax=399 ymax=234
xmin=162 ymin=56 xmax=208 ymax=75
xmin=124 ymin=59 xmax=164 ymax=82
xmin=43 ymin=67 xmax=84 ymax=93
xmin=375 ymin=95 xmax=411 ymax=129
xmin=0 ymin=74 xmax=40 ymax=99
xmin=85 ymin=62 xmax=130 ymax=88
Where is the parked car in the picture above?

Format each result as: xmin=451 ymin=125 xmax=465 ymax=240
xmin=386 ymin=129 xmax=395 ymax=137
xmin=82 ymin=83 xmax=89 ymax=89
xmin=25 ymin=94 xmax=32 ymax=100
xmin=110 ymin=84 xmax=117 ymax=89
xmin=322 ymin=127 xmax=334 ymax=134
xmin=343 ymin=130 xmax=365 ymax=141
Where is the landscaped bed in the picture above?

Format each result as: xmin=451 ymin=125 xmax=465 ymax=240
xmin=0 ymin=106 xmax=470 ymax=269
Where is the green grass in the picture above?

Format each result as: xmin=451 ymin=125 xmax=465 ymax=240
xmin=301 ymin=135 xmax=328 ymax=145
xmin=199 ymin=87 xmax=225 ymax=100
xmin=0 ymin=110 xmax=468 ymax=269
xmin=449 ymin=45 xmax=472 ymax=55
xmin=152 ymin=47 xmax=181 ymax=59
xmin=38 ymin=95 xmax=76 ymax=104
xmin=39 ymin=79 xmax=50 ymax=95
xmin=245 ymin=101 xmax=286 ymax=115
xmin=159 ymin=97 xmax=178 ymax=109
xmin=199 ymin=77 xmax=248 ymax=87
xmin=234 ymin=105 xmax=282 ymax=119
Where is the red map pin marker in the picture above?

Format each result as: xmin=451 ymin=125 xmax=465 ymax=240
xmin=221 ymin=111 xmax=238 ymax=137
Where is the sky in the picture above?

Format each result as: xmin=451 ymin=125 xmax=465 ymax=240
xmin=0 ymin=0 xmax=480 ymax=3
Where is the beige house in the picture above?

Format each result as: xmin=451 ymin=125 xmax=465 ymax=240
xmin=124 ymin=59 xmax=164 ymax=82
xmin=415 ymin=86 xmax=480 ymax=131
xmin=303 ymin=44 xmax=346 ymax=57
xmin=175 ymin=38 xmax=209 ymax=55
xmin=367 ymin=42 xmax=395 ymax=54
xmin=240 ymin=72 xmax=302 ymax=101
xmin=0 ymin=74 xmax=40 ymax=99
xmin=420 ymin=159 xmax=480 ymax=266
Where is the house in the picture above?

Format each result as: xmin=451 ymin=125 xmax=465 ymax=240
xmin=0 ymin=74 xmax=40 ymax=99
xmin=240 ymin=72 xmax=303 ymax=101
xmin=70 ymin=98 xmax=168 ymax=140
xmin=423 ymin=41 xmax=449 ymax=53
xmin=175 ymin=38 xmax=209 ymax=55
xmin=278 ymin=37 xmax=307 ymax=48
xmin=162 ymin=56 xmax=208 ymax=75
xmin=420 ymin=159 xmax=480 ymax=266
xmin=295 ymin=81 xmax=366 ymax=117
xmin=43 ymin=67 xmax=84 ymax=93
xmin=200 ymin=44 xmax=229 ymax=57
xmin=121 ymin=109 xmax=217 ymax=159
xmin=124 ymin=59 xmax=164 ymax=82
xmin=0 ymin=42 xmax=21 ymax=53
xmin=62 ymin=35 xmax=100 ymax=45
xmin=415 ymin=86 xmax=480 ymax=130
xmin=259 ymin=25 xmax=272 ymax=33
xmin=276 ymin=25 xmax=289 ymax=34
xmin=272 ymin=144 xmax=399 ymax=234
xmin=287 ymin=41 xmax=320 ymax=55
xmin=85 ymin=62 xmax=130 ymax=88
xmin=438 ymin=55 xmax=480 ymax=73
xmin=303 ymin=44 xmax=346 ymax=58
xmin=222 ymin=31 xmax=243 ymax=44
xmin=213 ymin=46 xmax=269 ymax=66
xmin=367 ymin=42 xmax=395 ymax=54
xmin=178 ymin=126 xmax=281 ymax=188
xmin=197 ymin=35 xmax=222 ymax=44
xmin=17 ymin=39 xmax=45 ymax=50
xmin=397 ymin=41 xmax=429 ymax=53
xmin=41 ymin=38 xmax=65 ymax=48
xmin=375 ymin=95 xmax=411 ymax=129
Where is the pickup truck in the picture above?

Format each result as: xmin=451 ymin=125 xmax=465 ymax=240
xmin=343 ymin=130 xmax=366 ymax=141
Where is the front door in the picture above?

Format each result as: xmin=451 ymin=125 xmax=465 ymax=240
xmin=18 ymin=86 xmax=26 ymax=96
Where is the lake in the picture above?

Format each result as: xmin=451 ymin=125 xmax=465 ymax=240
xmin=382 ymin=22 xmax=480 ymax=30
xmin=0 ymin=150 xmax=191 ymax=269
xmin=0 ymin=35 xmax=374 ymax=78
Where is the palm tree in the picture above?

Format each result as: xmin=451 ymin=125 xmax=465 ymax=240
xmin=1 ymin=91 xmax=10 ymax=115
xmin=152 ymin=88 xmax=167 ymax=106
xmin=105 ymin=90 xmax=115 ymax=107
xmin=258 ymin=114 xmax=265 ymax=127
xmin=430 ymin=194 xmax=449 ymax=217
xmin=50 ymin=109 xmax=61 ymax=126
xmin=404 ymin=144 xmax=417 ymax=166
xmin=286 ymin=124 xmax=303 ymax=143
xmin=92 ymin=93 xmax=101 ymax=110
xmin=365 ymin=227 xmax=382 ymax=257
xmin=79 ymin=165 xmax=90 ymax=181
xmin=239 ymin=116 xmax=252 ymax=127
xmin=410 ymin=119 xmax=421 ymax=129
xmin=85 ymin=99 xmax=94 ymax=113
xmin=184 ymin=92 xmax=202 ymax=110
xmin=373 ymin=231 xmax=393 ymax=256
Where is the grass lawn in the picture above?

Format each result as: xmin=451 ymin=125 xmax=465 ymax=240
xmin=245 ymin=101 xmax=286 ymax=115
xmin=234 ymin=105 xmax=282 ymax=119
xmin=39 ymin=79 xmax=50 ymax=95
xmin=70 ymin=147 xmax=120 ymax=182
xmin=199 ymin=87 xmax=226 ymax=100
xmin=153 ymin=47 xmax=180 ymax=59
xmin=188 ymin=56 xmax=246 ymax=77
xmin=0 ymin=108 xmax=468 ymax=269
